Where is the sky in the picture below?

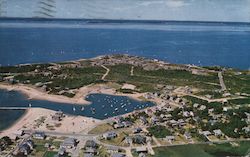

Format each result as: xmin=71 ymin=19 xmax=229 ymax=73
xmin=0 ymin=0 xmax=250 ymax=22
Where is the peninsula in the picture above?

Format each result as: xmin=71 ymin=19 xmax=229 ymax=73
xmin=0 ymin=54 xmax=249 ymax=157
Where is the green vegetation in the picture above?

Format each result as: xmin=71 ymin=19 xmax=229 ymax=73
xmin=148 ymin=125 xmax=172 ymax=138
xmin=89 ymin=123 xmax=114 ymax=134
xmin=224 ymin=71 xmax=250 ymax=94
xmin=152 ymin=141 xmax=250 ymax=157
xmin=106 ymin=64 xmax=220 ymax=93
xmin=228 ymin=97 xmax=250 ymax=105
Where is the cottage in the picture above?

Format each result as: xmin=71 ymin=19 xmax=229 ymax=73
xmin=135 ymin=147 xmax=148 ymax=153
xmin=19 ymin=140 xmax=34 ymax=156
xmin=213 ymin=129 xmax=223 ymax=136
xmin=61 ymin=138 xmax=77 ymax=148
xmin=140 ymin=116 xmax=148 ymax=125
xmin=199 ymin=130 xmax=212 ymax=136
xmin=33 ymin=131 xmax=46 ymax=140
xmin=165 ymin=136 xmax=175 ymax=142
xmin=132 ymin=135 xmax=147 ymax=144
xmin=107 ymin=146 xmax=120 ymax=154
xmin=133 ymin=127 xmax=143 ymax=134
xmin=103 ymin=131 xmax=117 ymax=140
xmin=111 ymin=153 xmax=126 ymax=157
xmin=85 ymin=148 xmax=97 ymax=155
xmin=114 ymin=123 xmax=124 ymax=129
xmin=184 ymin=132 xmax=192 ymax=140
xmin=85 ymin=140 xmax=98 ymax=149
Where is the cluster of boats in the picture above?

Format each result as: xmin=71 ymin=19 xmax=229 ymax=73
xmin=71 ymin=95 xmax=151 ymax=117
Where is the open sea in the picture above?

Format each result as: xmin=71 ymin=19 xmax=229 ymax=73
xmin=0 ymin=19 xmax=250 ymax=131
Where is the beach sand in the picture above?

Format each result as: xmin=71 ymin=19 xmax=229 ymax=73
xmin=0 ymin=108 xmax=101 ymax=138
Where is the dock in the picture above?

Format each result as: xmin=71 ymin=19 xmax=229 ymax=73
xmin=0 ymin=107 xmax=28 ymax=110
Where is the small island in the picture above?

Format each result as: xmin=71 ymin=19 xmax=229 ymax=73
xmin=0 ymin=54 xmax=249 ymax=157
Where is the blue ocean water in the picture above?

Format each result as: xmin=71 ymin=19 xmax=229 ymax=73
xmin=0 ymin=19 xmax=250 ymax=69
xmin=0 ymin=89 xmax=154 ymax=130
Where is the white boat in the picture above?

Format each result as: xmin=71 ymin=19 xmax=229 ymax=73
xmin=81 ymin=107 xmax=84 ymax=111
xmin=73 ymin=107 xmax=76 ymax=112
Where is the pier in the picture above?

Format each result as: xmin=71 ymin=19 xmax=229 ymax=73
xmin=0 ymin=107 xmax=28 ymax=110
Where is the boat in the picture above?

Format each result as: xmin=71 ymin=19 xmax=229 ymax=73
xmin=81 ymin=107 xmax=84 ymax=111
xmin=73 ymin=107 xmax=76 ymax=112
xmin=115 ymin=108 xmax=118 ymax=111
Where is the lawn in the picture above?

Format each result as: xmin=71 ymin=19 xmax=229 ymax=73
xmin=88 ymin=123 xmax=114 ymax=134
xmin=148 ymin=125 xmax=172 ymax=138
xmin=151 ymin=141 xmax=250 ymax=157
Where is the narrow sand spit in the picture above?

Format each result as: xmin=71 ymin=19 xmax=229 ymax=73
xmin=0 ymin=83 xmax=146 ymax=105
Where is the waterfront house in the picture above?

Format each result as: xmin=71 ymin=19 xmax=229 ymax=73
xmin=61 ymin=138 xmax=77 ymax=149
xmin=213 ymin=129 xmax=222 ymax=136
xmin=199 ymin=130 xmax=212 ymax=136
xmin=103 ymin=131 xmax=117 ymax=140
xmin=165 ymin=136 xmax=175 ymax=143
xmin=184 ymin=132 xmax=192 ymax=140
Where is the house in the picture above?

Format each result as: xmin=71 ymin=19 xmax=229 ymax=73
xmin=85 ymin=140 xmax=98 ymax=149
xmin=61 ymin=138 xmax=77 ymax=148
xmin=133 ymin=127 xmax=143 ymax=134
xmin=213 ymin=129 xmax=223 ymax=136
xmin=103 ymin=131 xmax=117 ymax=140
xmin=184 ymin=132 xmax=192 ymax=140
xmin=84 ymin=153 xmax=94 ymax=157
xmin=111 ymin=153 xmax=126 ymax=157
xmin=54 ymin=147 xmax=66 ymax=157
xmin=135 ymin=147 xmax=148 ymax=154
xmin=33 ymin=131 xmax=46 ymax=140
xmin=114 ymin=123 xmax=124 ymax=129
xmin=122 ymin=121 xmax=133 ymax=127
xmin=18 ymin=140 xmax=34 ymax=156
xmin=199 ymin=130 xmax=212 ymax=136
xmin=85 ymin=148 xmax=97 ymax=155
xmin=132 ymin=135 xmax=147 ymax=144
xmin=165 ymin=136 xmax=175 ymax=143
xmin=107 ymin=146 xmax=120 ymax=154
xmin=140 ymin=116 xmax=148 ymax=125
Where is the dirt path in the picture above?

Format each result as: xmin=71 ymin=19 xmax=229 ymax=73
xmin=130 ymin=66 xmax=134 ymax=76
xmin=101 ymin=65 xmax=110 ymax=80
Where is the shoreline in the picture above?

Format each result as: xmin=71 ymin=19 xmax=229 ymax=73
xmin=0 ymin=107 xmax=101 ymax=138
xmin=0 ymin=108 xmax=28 ymax=134
xmin=0 ymin=83 xmax=147 ymax=105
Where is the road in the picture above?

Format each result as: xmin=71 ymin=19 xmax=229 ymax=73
xmin=101 ymin=65 xmax=110 ymax=80
xmin=218 ymin=72 xmax=227 ymax=91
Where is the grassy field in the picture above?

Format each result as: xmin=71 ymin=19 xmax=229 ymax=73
xmin=224 ymin=71 xmax=250 ymax=94
xmin=88 ymin=123 xmax=114 ymax=134
xmin=151 ymin=141 xmax=250 ymax=157
xmin=106 ymin=64 xmax=220 ymax=92
xmin=148 ymin=125 xmax=172 ymax=138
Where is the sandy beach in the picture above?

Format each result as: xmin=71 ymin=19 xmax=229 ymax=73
xmin=0 ymin=108 xmax=101 ymax=138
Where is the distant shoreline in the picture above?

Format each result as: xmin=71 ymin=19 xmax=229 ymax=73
xmin=0 ymin=83 xmax=147 ymax=106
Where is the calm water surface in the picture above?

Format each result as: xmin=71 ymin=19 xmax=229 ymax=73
xmin=0 ymin=20 xmax=250 ymax=69
xmin=0 ymin=89 xmax=154 ymax=130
